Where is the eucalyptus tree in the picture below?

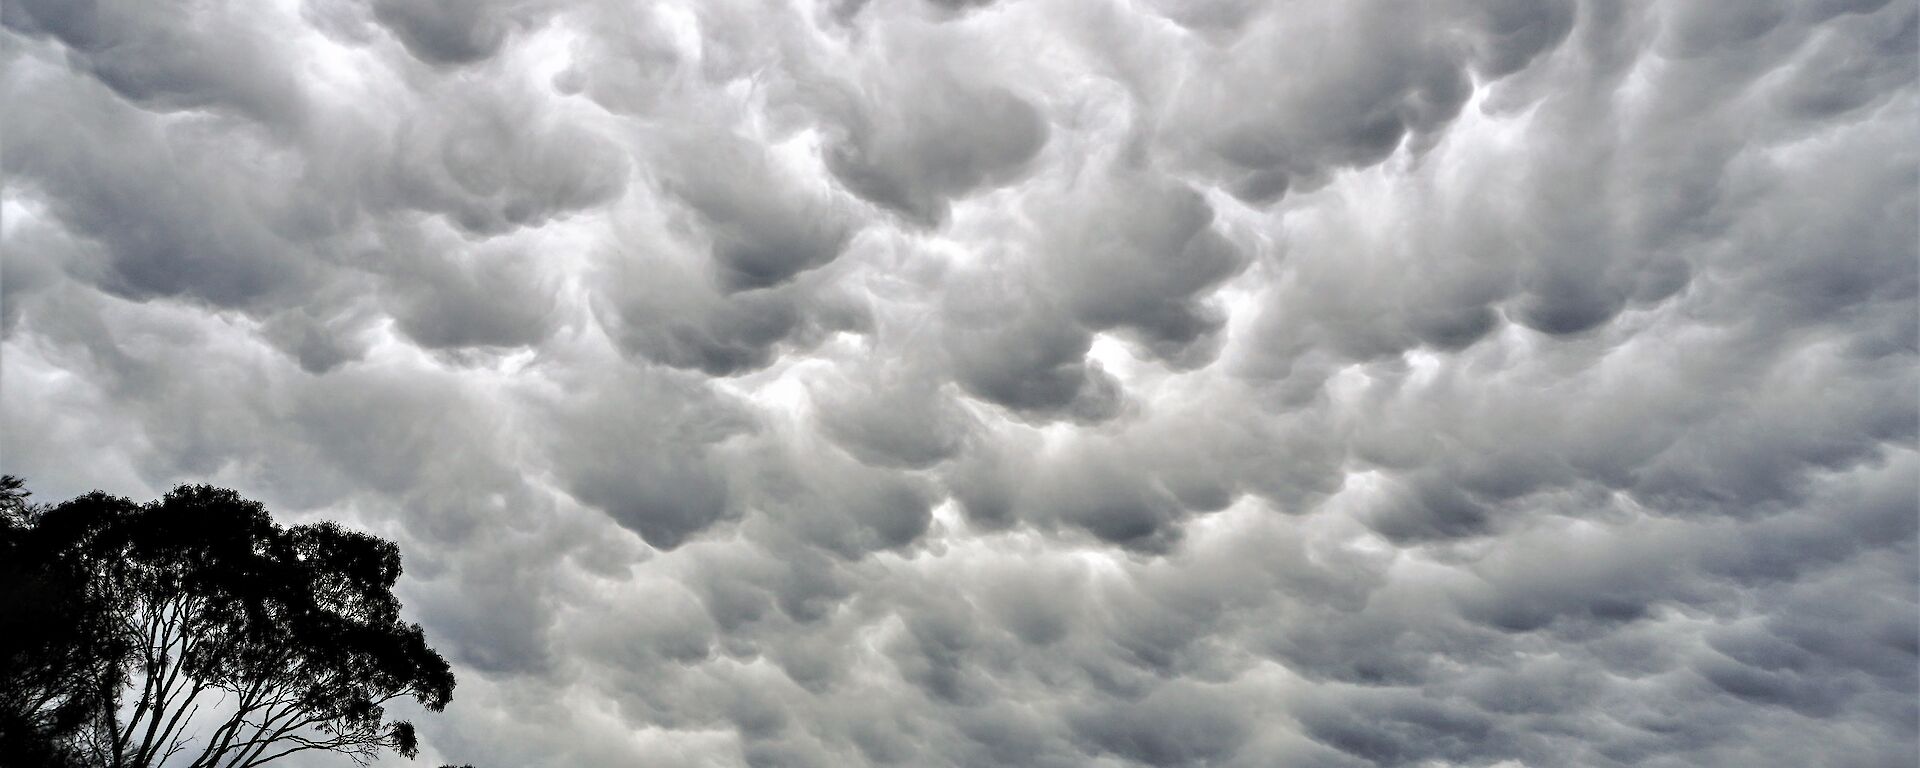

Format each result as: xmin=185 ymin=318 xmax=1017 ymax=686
xmin=0 ymin=482 xmax=456 ymax=768
xmin=2 ymin=475 xmax=123 ymax=768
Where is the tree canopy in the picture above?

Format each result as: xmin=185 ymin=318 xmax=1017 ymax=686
xmin=0 ymin=479 xmax=457 ymax=768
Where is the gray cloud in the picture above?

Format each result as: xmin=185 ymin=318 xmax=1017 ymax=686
xmin=1031 ymin=162 xmax=1247 ymax=365
xmin=3 ymin=0 xmax=1914 ymax=766
xmin=817 ymin=19 xmax=1049 ymax=226
xmin=5 ymin=0 xmax=308 ymax=125
xmin=824 ymin=75 xmax=1047 ymax=227
xmin=658 ymin=129 xmax=856 ymax=292
xmin=370 ymin=0 xmax=551 ymax=66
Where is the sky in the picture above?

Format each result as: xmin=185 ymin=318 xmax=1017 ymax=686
xmin=2 ymin=0 xmax=1916 ymax=766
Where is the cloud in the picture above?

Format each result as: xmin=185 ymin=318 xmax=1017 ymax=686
xmin=370 ymin=0 xmax=552 ymax=66
xmin=817 ymin=17 xmax=1050 ymax=227
xmin=3 ymin=0 xmax=1914 ymax=766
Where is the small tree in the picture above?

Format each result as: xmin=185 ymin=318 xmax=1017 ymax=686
xmin=0 ymin=482 xmax=455 ymax=768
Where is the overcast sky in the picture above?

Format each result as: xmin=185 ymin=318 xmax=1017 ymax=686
xmin=3 ymin=0 xmax=1917 ymax=766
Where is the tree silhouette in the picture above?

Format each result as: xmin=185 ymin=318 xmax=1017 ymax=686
xmin=0 ymin=479 xmax=456 ymax=767
xmin=1 ymin=476 xmax=125 ymax=767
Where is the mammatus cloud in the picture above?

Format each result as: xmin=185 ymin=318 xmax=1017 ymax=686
xmin=3 ymin=0 xmax=1915 ymax=766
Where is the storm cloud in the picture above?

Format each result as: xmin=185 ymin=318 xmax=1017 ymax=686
xmin=3 ymin=0 xmax=1915 ymax=766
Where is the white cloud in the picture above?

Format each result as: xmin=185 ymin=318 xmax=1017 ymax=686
xmin=3 ymin=0 xmax=1915 ymax=765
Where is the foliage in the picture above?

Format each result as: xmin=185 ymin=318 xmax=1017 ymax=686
xmin=2 ymin=476 xmax=125 ymax=767
xmin=0 ymin=479 xmax=456 ymax=768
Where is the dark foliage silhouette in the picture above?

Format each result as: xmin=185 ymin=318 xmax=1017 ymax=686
xmin=0 ymin=478 xmax=456 ymax=767
xmin=2 ymin=476 xmax=124 ymax=768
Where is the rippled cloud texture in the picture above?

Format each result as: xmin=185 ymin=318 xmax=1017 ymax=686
xmin=4 ymin=0 xmax=1917 ymax=765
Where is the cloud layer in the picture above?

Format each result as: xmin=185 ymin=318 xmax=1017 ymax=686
xmin=4 ymin=0 xmax=1915 ymax=766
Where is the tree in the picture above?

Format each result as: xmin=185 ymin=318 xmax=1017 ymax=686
xmin=1 ymin=475 xmax=125 ymax=768
xmin=0 ymin=481 xmax=456 ymax=768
